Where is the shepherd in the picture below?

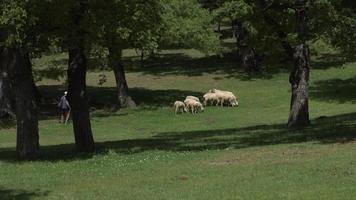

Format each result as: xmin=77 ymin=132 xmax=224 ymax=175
xmin=58 ymin=91 xmax=71 ymax=125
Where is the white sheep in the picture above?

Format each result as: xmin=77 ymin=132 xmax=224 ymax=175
xmin=203 ymin=92 xmax=219 ymax=106
xmin=185 ymin=96 xmax=200 ymax=102
xmin=184 ymin=99 xmax=204 ymax=114
xmin=193 ymin=101 xmax=205 ymax=113
xmin=174 ymin=101 xmax=187 ymax=114
xmin=210 ymin=89 xmax=238 ymax=107
xmin=184 ymin=99 xmax=196 ymax=114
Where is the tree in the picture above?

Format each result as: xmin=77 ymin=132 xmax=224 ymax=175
xmin=90 ymin=0 xmax=219 ymax=108
xmin=214 ymin=0 xmax=261 ymax=71
xmin=66 ymin=0 xmax=95 ymax=152
xmin=89 ymin=0 xmax=161 ymax=108
xmin=38 ymin=0 xmax=96 ymax=151
xmin=159 ymin=0 xmax=220 ymax=54
xmin=0 ymin=0 xmax=40 ymax=159
xmin=212 ymin=0 xmax=356 ymax=126
xmin=288 ymin=0 xmax=310 ymax=127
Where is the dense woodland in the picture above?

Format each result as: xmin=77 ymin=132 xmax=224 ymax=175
xmin=1 ymin=0 xmax=356 ymax=160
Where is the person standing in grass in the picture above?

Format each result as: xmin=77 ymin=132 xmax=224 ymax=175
xmin=58 ymin=91 xmax=71 ymax=124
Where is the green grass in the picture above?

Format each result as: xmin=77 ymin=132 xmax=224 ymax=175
xmin=1 ymin=50 xmax=356 ymax=199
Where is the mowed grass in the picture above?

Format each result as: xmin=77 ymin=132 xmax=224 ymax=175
xmin=1 ymin=50 xmax=356 ymax=199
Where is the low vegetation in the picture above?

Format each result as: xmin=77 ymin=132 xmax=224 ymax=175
xmin=1 ymin=50 xmax=356 ymax=199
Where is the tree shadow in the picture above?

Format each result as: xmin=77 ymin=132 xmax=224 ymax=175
xmin=0 ymin=187 xmax=49 ymax=200
xmin=1 ymin=112 xmax=356 ymax=162
xmin=0 ymin=119 xmax=16 ymax=130
xmin=36 ymin=85 xmax=205 ymax=119
xmin=96 ymin=112 xmax=356 ymax=154
xmin=310 ymin=77 xmax=356 ymax=104
xmin=33 ymin=66 xmax=66 ymax=82
xmin=124 ymin=52 xmax=283 ymax=81
xmin=311 ymin=53 xmax=355 ymax=70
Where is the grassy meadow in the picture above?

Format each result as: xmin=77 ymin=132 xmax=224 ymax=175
xmin=1 ymin=47 xmax=356 ymax=199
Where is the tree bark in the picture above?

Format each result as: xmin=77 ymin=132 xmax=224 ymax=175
xmin=288 ymin=3 xmax=310 ymax=127
xmin=1 ymin=48 xmax=40 ymax=159
xmin=0 ymin=48 xmax=15 ymax=119
xmin=288 ymin=44 xmax=310 ymax=127
xmin=108 ymin=46 xmax=136 ymax=108
xmin=67 ymin=48 xmax=95 ymax=152
xmin=66 ymin=0 xmax=95 ymax=152
xmin=232 ymin=20 xmax=260 ymax=71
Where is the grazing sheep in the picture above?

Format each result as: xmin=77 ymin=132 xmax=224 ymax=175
xmin=184 ymin=99 xmax=204 ymax=114
xmin=184 ymin=99 xmax=196 ymax=114
xmin=193 ymin=101 xmax=204 ymax=113
xmin=225 ymin=95 xmax=239 ymax=107
xmin=185 ymin=96 xmax=200 ymax=102
xmin=174 ymin=101 xmax=187 ymax=114
xmin=203 ymin=92 xmax=219 ymax=106
xmin=210 ymin=89 xmax=238 ymax=107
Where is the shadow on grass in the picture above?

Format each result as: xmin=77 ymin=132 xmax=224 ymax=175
xmin=33 ymin=66 xmax=66 ymax=82
xmin=311 ymin=53 xmax=355 ymax=70
xmin=1 ymin=112 xmax=356 ymax=162
xmin=124 ymin=52 xmax=283 ymax=81
xmin=310 ymin=77 xmax=356 ymax=104
xmin=36 ymin=85 xmax=205 ymax=119
xmin=0 ymin=187 xmax=49 ymax=200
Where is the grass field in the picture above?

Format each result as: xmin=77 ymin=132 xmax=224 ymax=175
xmin=1 ymin=49 xmax=356 ymax=199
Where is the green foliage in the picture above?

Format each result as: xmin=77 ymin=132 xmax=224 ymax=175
xmin=159 ymin=0 xmax=221 ymax=54
xmin=0 ymin=0 xmax=28 ymax=47
xmin=208 ymin=0 xmax=356 ymax=59
xmin=213 ymin=0 xmax=252 ymax=21
xmin=325 ymin=1 xmax=356 ymax=58
xmin=88 ymin=0 xmax=161 ymax=56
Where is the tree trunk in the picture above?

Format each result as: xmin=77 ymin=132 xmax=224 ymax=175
xmin=232 ymin=20 xmax=260 ymax=71
xmin=1 ymin=48 xmax=40 ymax=159
xmin=288 ymin=3 xmax=310 ymax=127
xmin=0 ymin=48 xmax=15 ymax=119
xmin=108 ymin=46 xmax=136 ymax=108
xmin=288 ymin=44 xmax=310 ymax=127
xmin=66 ymin=0 xmax=95 ymax=152
xmin=67 ymin=48 xmax=95 ymax=152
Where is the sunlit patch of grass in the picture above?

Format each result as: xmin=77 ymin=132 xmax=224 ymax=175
xmin=1 ymin=51 xmax=356 ymax=199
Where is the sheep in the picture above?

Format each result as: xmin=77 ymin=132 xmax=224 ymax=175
xmin=225 ymin=94 xmax=239 ymax=107
xmin=185 ymin=96 xmax=200 ymax=102
xmin=219 ymin=92 xmax=238 ymax=107
xmin=203 ymin=92 xmax=219 ymax=106
xmin=210 ymin=89 xmax=234 ymax=95
xmin=193 ymin=101 xmax=205 ymax=113
xmin=174 ymin=101 xmax=187 ymax=114
xmin=184 ymin=99 xmax=204 ymax=114
xmin=210 ymin=89 xmax=238 ymax=107
xmin=184 ymin=99 xmax=196 ymax=114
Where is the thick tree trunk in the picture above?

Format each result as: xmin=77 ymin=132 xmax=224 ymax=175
xmin=288 ymin=4 xmax=310 ymax=127
xmin=232 ymin=20 xmax=260 ymax=71
xmin=0 ymin=48 xmax=15 ymax=119
xmin=66 ymin=0 xmax=94 ymax=152
xmin=27 ymin=54 xmax=42 ymax=104
xmin=1 ymin=48 xmax=40 ymax=159
xmin=67 ymin=48 xmax=95 ymax=152
xmin=108 ymin=46 xmax=136 ymax=108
